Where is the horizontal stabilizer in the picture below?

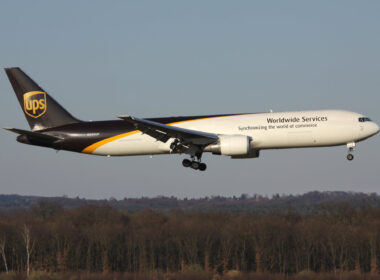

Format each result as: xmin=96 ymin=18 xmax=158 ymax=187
xmin=4 ymin=128 xmax=62 ymax=142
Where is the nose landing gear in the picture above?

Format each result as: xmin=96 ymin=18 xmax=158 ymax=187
xmin=346 ymin=142 xmax=355 ymax=161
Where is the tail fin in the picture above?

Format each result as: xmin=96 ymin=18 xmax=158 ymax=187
xmin=5 ymin=67 xmax=80 ymax=131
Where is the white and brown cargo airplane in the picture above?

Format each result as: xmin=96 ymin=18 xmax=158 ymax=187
xmin=4 ymin=67 xmax=379 ymax=171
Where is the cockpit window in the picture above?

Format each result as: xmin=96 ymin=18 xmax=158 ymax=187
xmin=358 ymin=117 xmax=372 ymax=122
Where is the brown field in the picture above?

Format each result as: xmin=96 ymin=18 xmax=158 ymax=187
xmin=0 ymin=271 xmax=380 ymax=280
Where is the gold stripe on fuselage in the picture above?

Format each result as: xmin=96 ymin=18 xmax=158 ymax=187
xmin=82 ymin=130 xmax=139 ymax=154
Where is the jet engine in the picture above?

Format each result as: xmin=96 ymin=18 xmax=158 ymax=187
xmin=206 ymin=135 xmax=251 ymax=156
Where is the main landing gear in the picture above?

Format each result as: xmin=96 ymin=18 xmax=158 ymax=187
xmin=182 ymin=159 xmax=207 ymax=171
xmin=346 ymin=142 xmax=355 ymax=161
xmin=170 ymin=139 xmax=207 ymax=171
xmin=182 ymin=152 xmax=207 ymax=171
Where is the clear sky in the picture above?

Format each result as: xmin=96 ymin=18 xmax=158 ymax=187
xmin=0 ymin=1 xmax=379 ymax=199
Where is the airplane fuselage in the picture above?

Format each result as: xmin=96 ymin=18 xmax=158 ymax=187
xmin=5 ymin=68 xmax=379 ymax=171
xmin=34 ymin=110 xmax=378 ymax=157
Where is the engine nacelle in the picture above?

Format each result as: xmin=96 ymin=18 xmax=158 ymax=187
xmin=208 ymin=135 xmax=251 ymax=156
xmin=231 ymin=149 xmax=260 ymax=159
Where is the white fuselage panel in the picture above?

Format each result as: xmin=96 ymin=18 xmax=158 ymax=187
xmin=92 ymin=110 xmax=376 ymax=156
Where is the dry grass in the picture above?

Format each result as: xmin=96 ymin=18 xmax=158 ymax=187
xmin=0 ymin=271 xmax=378 ymax=280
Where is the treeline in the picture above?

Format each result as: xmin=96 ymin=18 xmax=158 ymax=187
xmin=0 ymin=202 xmax=380 ymax=277
xmin=1 ymin=191 xmax=380 ymax=214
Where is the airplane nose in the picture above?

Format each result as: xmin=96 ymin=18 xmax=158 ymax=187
xmin=375 ymin=123 xmax=380 ymax=135
xmin=361 ymin=122 xmax=379 ymax=138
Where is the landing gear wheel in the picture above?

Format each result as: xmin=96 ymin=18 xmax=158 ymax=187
xmin=347 ymin=154 xmax=354 ymax=161
xmin=198 ymin=163 xmax=207 ymax=171
xmin=191 ymin=161 xmax=200 ymax=170
xmin=182 ymin=159 xmax=191 ymax=167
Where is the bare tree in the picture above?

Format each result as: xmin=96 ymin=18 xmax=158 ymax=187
xmin=22 ymin=224 xmax=35 ymax=277
xmin=0 ymin=235 xmax=8 ymax=274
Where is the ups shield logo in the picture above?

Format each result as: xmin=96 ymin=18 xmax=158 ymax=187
xmin=23 ymin=91 xmax=47 ymax=118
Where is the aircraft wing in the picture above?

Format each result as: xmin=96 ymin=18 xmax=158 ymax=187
xmin=118 ymin=116 xmax=218 ymax=145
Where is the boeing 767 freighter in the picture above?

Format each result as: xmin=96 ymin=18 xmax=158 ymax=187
xmin=4 ymin=68 xmax=379 ymax=171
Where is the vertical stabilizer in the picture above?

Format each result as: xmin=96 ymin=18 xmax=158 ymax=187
xmin=5 ymin=67 xmax=80 ymax=130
